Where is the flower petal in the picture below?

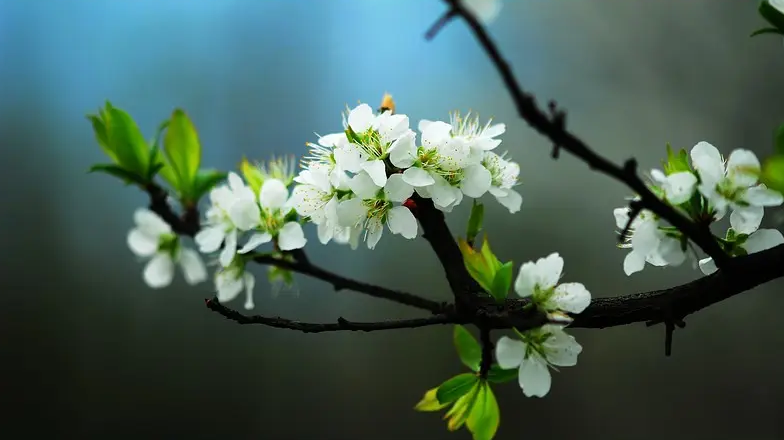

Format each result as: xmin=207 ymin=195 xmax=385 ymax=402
xmin=698 ymin=257 xmax=717 ymax=275
xmin=494 ymin=188 xmax=523 ymax=214
xmin=518 ymin=354 xmax=551 ymax=398
xmin=535 ymin=252 xmax=563 ymax=289
xmin=613 ymin=207 xmax=630 ymax=230
xmin=361 ymin=160 xmax=388 ymax=187
xmin=384 ymin=174 xmax=414 ymax=203
xmin=743 ymin=186 xmax=784 ymax=207
xmin=259 ymin=179 xmax=289 ymax=210
xmin=542 ymin=326 xmax=582 ymax=367
xmin=347 ymin=103 xmax=375 ymax=132
xmin=623 ymin=250 xmax=647 ymax=275
xmin=178 ymin=247 xmax=207 ymax=285
xmin=657 ymin=236 xmax=686 ymax=266
xmin=727 ymin=149 xmax=761 ymax=187
xmin=389 ymin=132 xmax=417 ymax=168
xmin=690 ymin=141 xmax=724 ymax=185
xmin=387 ymin=206 xmax=418 ymax=239
xmin=337 ymin=198 xmax=367 ymax=227
xmin=216 ymin=270 xmax=243 ymax=303
xmin=143 ymin=253 xmax=175 ymax=289
xmin=729 ymin=207 xmax=763 ymax=235
xmin=278 ymin=222 xmax=307 ymax=250
xmin=348 ymin=172 xmax=382 ymax=199
xmin=243 ymin=272 xmax=256 ymax=310
xmin=134 ymin=208 xmax=172 ymax=236
xmin=743 ymin=229 xmax=784 ymax=254
xmin=334 ymin=145 xmax=363 ymax=173
xmin=551 ymin=282 xmax=591 ymax=314
xmin=495 ymin=336 xmax=525 ymax=369
xmin=127 ymin=228 xmax=159 ymax=257
xmin=238 ymin=232 xmax=272 ymax=253
xmin=514 ymin=261 xmax=537 ymax=298
xmin=228 ymin=199 xmax=261 ymax=231
xmin=219 ymin=230 xmax=238 ymax=267
xmin=460 ymin=164 xmax=492 ymax=198
xmin=402 ymin=167 xmax=435 ymax=187
xmin=663 ymin=171 xmax=697 ymax=205
xmin=194 ymin=226 xmax=225 ymax=254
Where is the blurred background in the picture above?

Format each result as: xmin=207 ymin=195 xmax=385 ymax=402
xmin=2 ymin=0 xmax=784 ymax=438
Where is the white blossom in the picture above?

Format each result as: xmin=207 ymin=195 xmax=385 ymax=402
xmin=514 ymin=252 xmax=591 ymax=314
xmin=614 ymin=206 xmax=687 ymax=275
xmin=495 ymin=324 xmax=582 ymax=398
xmin=236 ymin=178 xmax=307 ymax=255
xmin=650 ymin=169 xmax=697 ymax=205
xmin=127 ymin=208 xmax=207 ymax=289
xmin=690 ymin=141 xmax=783 ymax=234
xmin=482 ymin=151 xmax=523 ymax=213
xmin=214 ymin=259 xmax=256 ymax=310
xmin=698 ymin=213 xmax=784 ymax=275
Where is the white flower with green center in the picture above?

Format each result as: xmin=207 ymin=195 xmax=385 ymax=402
xmin=302 ymin=132 xmax=351 ymax=189
xmin=336 ymin=171 xmax=418 ymax=249
xmin=614 ymin=206 xmax=687 ymax=275
xmin=690 ymin=141 xmax=783 ymax=234
xmin=214 ymin=256 xmax=256 ymax=310
xmin=232 ymin=178 xmax=307 ymax=254
xmin=195 ymin=172 xmax=256 ymax=267
xmin=495 ymin=324 xmax=582 ymax=398
xmin=514 ymin=252 xmax=591 ymax=314
xmin=127 ymin=208 xmax=207 ymax=289
xmin=698 ymin=217 xmax=784 ymax=275
xmin=291 ymin=167 xmax=352 ymax=246
xmin=333 ymin=103 xmax=411 ymax=187
xmin=649 ymin=169 xmax=698 ymax=205
xmin=482 ymin=151 xmax=522 ymax=213
xmin=448 ymin=111 xmax=505 ymax=151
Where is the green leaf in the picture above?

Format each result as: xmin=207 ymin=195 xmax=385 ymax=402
xmin=86 ymin=112 xmax=118 ymax=163
xmin=751 ymin=26 xmax=784 ymax=37
xmin=466 ymin=383 xmax=500 ymax=440
xmin=414 ymin=387 xmax=450 ymax=412
xmin=466 ymin=201 xmax=484 ymax=244
xmin=773 ymin=123 xmax=784 ymax=155
xmin=444 ymin=382 xmax=481 ymax=432
xmin=106 ymin=106 xmax=150 ymax=176
xmin=760 ymin=1 xmax=784 ymax=30
xmin=458 ymin=238 xmax=495 ymax=292
xmin=486 ymin=364 xmax=517 ymax=384
xmin=163 ymin=109 xmax=202 ymax=200
xmin=453 ymin=325 xmax=482 ymax=371
xmin=89 ymin=163 xmax=147 ymax=187
xmin=241 ymin=157 xmax=264 ymax=196
xmin=436 ymin=373 xmax=479 ymax=405
xmin=479 ymin=236 xmax=502 ymax=272
xmin=761 ymin=154 xmax=784 ymax=193
xmin=489 ymin=261 xmax=513 ymax=302
xmin=191 ymin=169 xmax=228 ymax=203
xmin=661 ymin=143 xmax=691 ymax=175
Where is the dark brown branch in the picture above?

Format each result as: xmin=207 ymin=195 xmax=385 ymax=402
xmin=143 ymin=182 xmax=445 ymax=314
xmin=437 ymin=0 xmax=730 ymax=269
xmin=205 ymin=298 xmax=460 ymax=332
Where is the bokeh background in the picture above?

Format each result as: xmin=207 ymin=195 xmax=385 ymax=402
xmin=2 ymin=0 xmax=784 ymax=439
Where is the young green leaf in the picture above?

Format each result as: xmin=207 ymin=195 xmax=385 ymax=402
xmin=86 ymin=112 xmax=117 ymax=163
xmin=453 ymin=325 xmax=482 ymax=371
xmin=191 ymin=169 xmax=229 ymax=203
xmin=436 ymin=373 xmax=479 ymax=405
xmin=661 ymin=143 xmax=691 ymax=175
xmin=444 ymin=382 xmax=481 ymax=432
xmin=466 ymin=201 xmax=484 ymax=244
xmin=479 ymin=236 xmax=502 ymax=272
xmin=489 ymin=261 xmax=513 ymax=302
xmin=760 ymin=0 xmax=784 ymax=31
xmin=163 ymin=109 xmax=202 ymax=200
xmin=89 ymin=163 xmax=147 ymax=187
xmin=241 ymin=157 xmax=264 ymax=196
xmin=466 ymin=383 xmax=500 ymax=440
xmin=761 ymin=154 xmax=784 ymax=193
xmin=414 ymin=387 xmax=450 ymax=412
xmin=106 ymin=106 xmax=150 ymax=177
xmin=486 ymin=364 xmax=517 ymax=384
xmin=458 ymin=238 xmax=495 ymax=292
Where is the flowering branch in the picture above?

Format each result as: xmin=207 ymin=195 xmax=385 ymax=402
xmin=435 ymin=0 xmax=730 ymax=268
xmin=204 ymin=298 xmax=459 ymax=332
xmin=143 ymin=181 xmax=446 ymax=314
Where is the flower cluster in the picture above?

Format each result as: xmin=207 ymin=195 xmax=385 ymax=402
xmin=495 ymin=253 xmax=590 ymax=397
xmin=290 ymin=102 xmax=522 ymax=250
xmin=614 ymin=141 xmax=784 ymax=275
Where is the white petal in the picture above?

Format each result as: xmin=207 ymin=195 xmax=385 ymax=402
xmin=542 ymin=327 xmax=582 ymax=367
xmin=348 ymin=171 xmax=382 ymax=199
xmin=698 ymin=257 xmax=718 ymax=275
xmin=663 ymin=172 xmax=697 ymax=205
xmin=347 ymin=103 xmax=375 ymax=132
xmin=460 ymin=165 xmax=492 ymax=198
xmin=228 ymin=199 xmax=261 ymax=231
xmin=514 ymin=261 xmax=537 ymax=298
xmin=388 ymin=132 xmax=417 ymax=168
xmin=483 ymin=122 xmax=505 ymax=138
xmin=743 ymin=229 xmax=784 ymax=254
xmin=278 ymin=222 xmax=307 ymax=250
xmin=402 ymin=167 xmax=435 ymax=187
xmin=134 ymin=208 xmax=172 ymax=236
xmin=623 ymin=250 xmax=647 ymax=275
xmin=551 ymin=282 xmax=591 ymax=314
xmin=386 ymin=206 xmax=418 ymax=239
xmin=127 ymin=228 xmax=159 ymax=257
xmin=243 ymin=272 xmax=256 ymax=310
xmin=219 ymin=230 xmax=238 ymax=267
xmin=377 ymin=114 xmax=409 ymax=143
xmin=227 ymin=172 xmax=245 ymax=192
xmin=535 ymin=252 xmax=563 ymax=289
xmin=318 ymin=132 xmax=348 ymax=148
xmin=730 ymin=207 xmax=763 ymax=235
xmin=491 ymin=188 xmax=522 ymax=213
xmin=428 ymin=175 xmax=457 ymax=207
xmin=656 ymin=236 xmax=686 ymax=266
xmin=259 ymin=179 xmax=289 ymax=210
xmin=420 ymin=120 xmax=453 ymax=148
xmin=495 ymin=336 xmax=525 ymax=369
xmin=143 ymin=253 xmax=175 ymax=289
xmin=194 ymin=226 xmax=225 ymax=254
xmin=384 ymin=174 xmax=414 ymax=202
xmin=744 ymin=186 xmax=784 ymax=207
xmin=178 ymin=247 xmax=207 ymax=285
xmin=366 ymin=219 xmax=384 ymax=249
xmin=518 ymin=355 xmax=551 ymax=398
xmin=238 ymin=232 xmax=272 ymax=253
xmin=727 ymin=149 xmax=761 ymax=187
xmin=690 ymin=141 xmax=724 ymax=185
xmin=361 ymin=160 xmax=388 ymax=187
xmin=462 ymin=0 xmax=502 ymax=24
xmin=216 ymin=271 xmax=243 ymax=303
xmin=631 ymin=219 xmax=660 ymax=255
xmin=337 ymin=198 xmax=367 ymax=227
xmin=334 ymin=145 xmax=363 ymax=173
xmin=613 ymin=207 xmax=630 ymax=230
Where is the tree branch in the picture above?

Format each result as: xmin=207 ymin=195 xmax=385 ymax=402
xmin=204 ymin=298 xmax=460 ymax=332
xmin=143 ymin=182 xmax=446 ymax=314
xmin=436 ymin=0 xmax=730 ymax=269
